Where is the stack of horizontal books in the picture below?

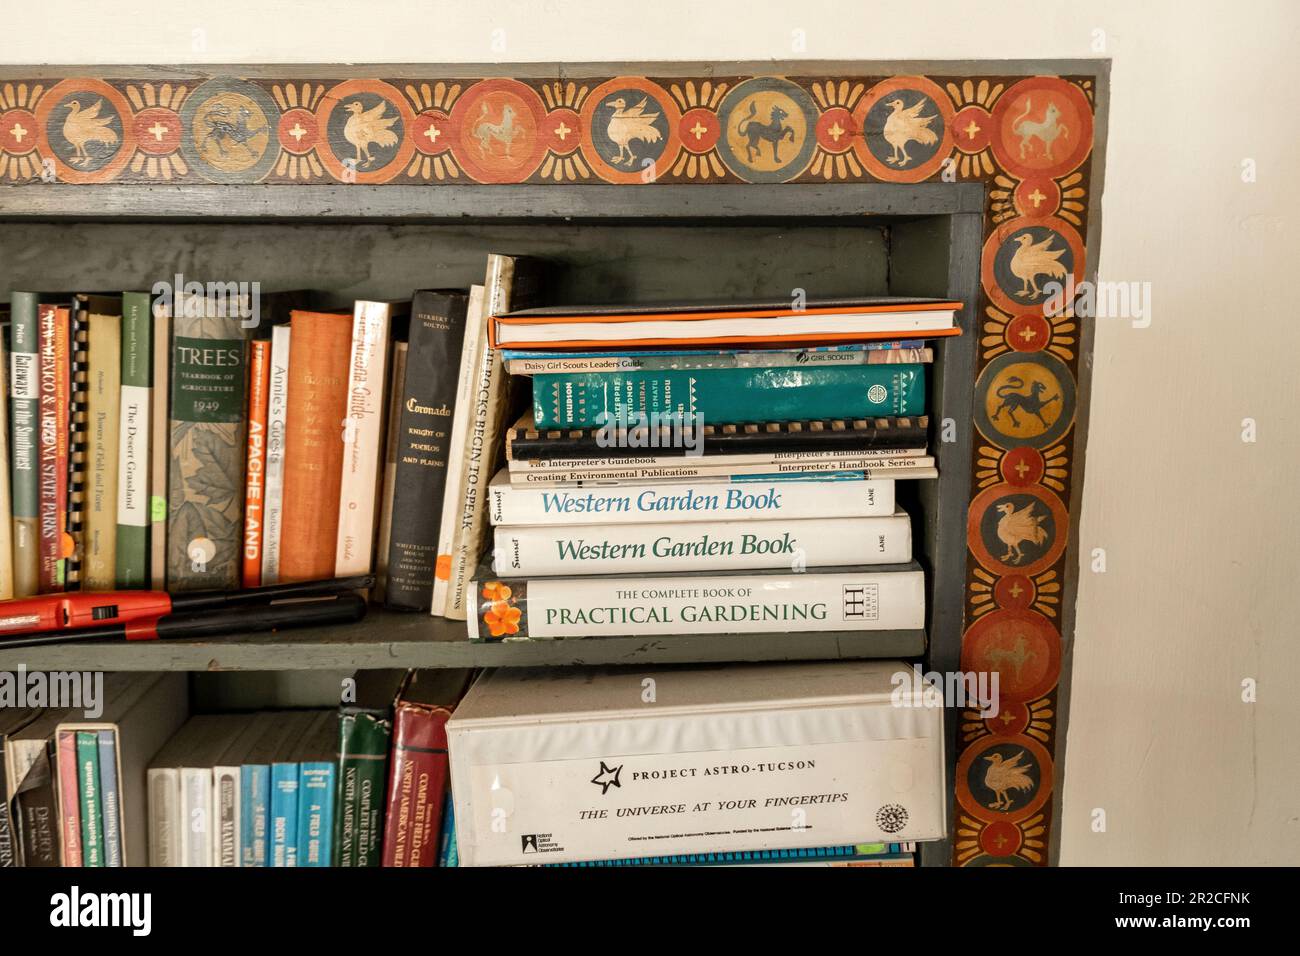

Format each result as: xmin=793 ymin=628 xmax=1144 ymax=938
xmin=467 ymin=296 xmax=961 ymax=642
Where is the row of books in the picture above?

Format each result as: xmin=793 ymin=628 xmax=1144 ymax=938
xmin=460 ymin=295 xmax=959 ymax=642
xmin=3 ymin=660 xmax=942 ymax=866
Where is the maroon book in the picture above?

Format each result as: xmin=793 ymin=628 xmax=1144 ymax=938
xmin=381 ymin=670 xmax=473 ymax=867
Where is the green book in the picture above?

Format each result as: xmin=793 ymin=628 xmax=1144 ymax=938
xmin=76 ymin=731 xmax=105 ymax=867
xmin=532 ymin=364 xmax=927 ymax=429
xmin=116 ymin=292 xmax=153 ymax=587
xmin=166 ymin=295 xmax=249 ymax=591
xmin=8 ymin=292 xmax=41 ymax=598
xmin=334 ymin=670 xmax=405 ymax=867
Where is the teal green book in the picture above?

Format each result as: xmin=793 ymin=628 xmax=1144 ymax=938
xmin=75 ymin=731 xmax=105 ymax=867
xmin=532 ymin=364 xmax=926 ymax=428
xmin=115 ymin=292 xmax=153 ymax=587
xmin=8 ymin=292 xmax=41 ymax=597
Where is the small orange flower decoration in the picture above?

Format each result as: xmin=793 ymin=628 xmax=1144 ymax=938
xmin=484 ymin=601 xmax=522 ymax=637
xmin=435 ymin=554 xmax=453 ymax=580
xmin=482 ymin=580 xmax=512 ymax=602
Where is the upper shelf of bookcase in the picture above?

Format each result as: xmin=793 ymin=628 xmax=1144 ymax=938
xmin=0 ymin=182 xmax=986 ymax=222
xmin=0 ymin=613 xmax=925 ymax=672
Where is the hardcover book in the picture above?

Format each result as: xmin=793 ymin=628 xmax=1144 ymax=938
xmin=36 ymin=304 xmax=70 ymax=592
xmin=336 ymin=300 xmax=407 ymax=578
xmin=490 ymin=296 xmax=961 ymax=349
xmin=373 ymin=342 xmax=407 ymax=603
xmin=295 ymin=713 xmax=337 ymax=868
xmin=240 ymin=710 xmax=314 ymax=868
xmin=13 ymin=742 xmax=59 ymax=867
xmin=468 ymin=561 xmax=926 ymax=641
xmin=148 ymin=301 xmax=170 ymax=589
xmin=532 ymin=364 xmax=927 ymax=429
xmin=507 ymin=454 xmax=937 ymax=486
xmin=55 ymin=730 xmax=81 ymax=865
xmin=336 ymin=669 xmax=406 ymax=867
xmin=166 ymin=295 xmax=250 ymax=591
xmin=75 ymin=730 xmax=104 ymax=867
xmin=96 ymin=731 xmax=123 ymax=867
xmin=386 ymin=290 xmax=468 ymax=610
xmin=8 ymin=292 xmax=41 ymax=597
xmin=447 ymin=661 xmax=946 ymax=866
xmin=116 ymin=291 xmax=153 ymax=588
xmin=381 ymin=669 xmax=473 ymax=867
xmin=279 ymin=310 xmax=351 ymax=583
xmin=441 ymin=256 xmax=545 ymax=620
xmin=66 ymin=297 xmax=93 ymax=588
xmin=503 ymin=342 xmax=931 ymax=376
xmin=260 ymin=324 xmax=292 ymax=585
xmin=488 ymin=469 xmax=896 ymax=527
xmin=0 ymin=328 xmax=12 ymax=600
xmin=242 ymin=339 xmax=271 ymax=587
xmin=492 ymin=512 xmax=912 ymax=576
xmin=84 ymin=299 xmax=122 ymax=589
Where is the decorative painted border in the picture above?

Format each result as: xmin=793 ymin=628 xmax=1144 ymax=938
xmin=0 ymin=66 xmax=1102 ymax=866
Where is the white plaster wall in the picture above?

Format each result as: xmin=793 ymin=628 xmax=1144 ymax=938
xmin=3 ymin=0 xmax=1297 ymax=864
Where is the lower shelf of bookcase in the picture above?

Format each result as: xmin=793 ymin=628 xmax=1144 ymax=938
xmin=0 ymin=610 xmax=926 ymax=672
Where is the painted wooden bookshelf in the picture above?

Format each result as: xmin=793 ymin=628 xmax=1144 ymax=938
xmin=0 ymin=61 xmax=1109 ymax=866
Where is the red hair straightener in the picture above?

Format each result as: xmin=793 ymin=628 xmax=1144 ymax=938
xmin=0 ymin=575 xmax=372 ymax=649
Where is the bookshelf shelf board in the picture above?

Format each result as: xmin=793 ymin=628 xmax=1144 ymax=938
xmin=0 ymin=613 xmax=926 ymax=672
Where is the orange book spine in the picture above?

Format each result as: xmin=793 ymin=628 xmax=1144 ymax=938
xmin=278 ymin=311 xmax=352 ymax=583
xmin=241 ymin=340 xmax=272 ymax=587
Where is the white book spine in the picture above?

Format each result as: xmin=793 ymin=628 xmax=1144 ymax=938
xmin=493 ymin=513 xmax=911 ymax=576
xmin=180 ymin=767 xmax=212 ymax=868
xmin=147 ymin=768 xmax=179 ymax=866
xmin=505 ymin=346 xmax=932 ymax=375
xmin=212 ymin=766 xmax=241 ymax=868
xmin=431 ymin=285 xmax=485 ymax=616
xmin=468 ymin=566 xmax=925 ymax=640
xmin=509 ymin=447 xmax=928 ymax=471
xmin=116 ymin=383 xmax=151 ymax=533
xmin=335 ymin=302 xmax=391 ymax=576
xmin=511 ymin=459 xmax=937 ymax=485
xmin=260 ymin=326 xmax=292 ymax=585
xmin=489 ymin=472 xmax=895 ymax=526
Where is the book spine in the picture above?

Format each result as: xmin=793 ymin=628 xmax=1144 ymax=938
xmin=511 ymin=446 xmax=928 ymax=472
xmin=242 ymin=340 xmax=271 ymax=587
xmin=386 ymin=292 xmax=467 ymax=610
xmin=335 ymin=303 xmax=392 ymax=577
xmin=36 ymin=306 xmax=67 ymax=592
xmin=9 ymin=293 xmax=41 ymax=597
xmin=0 ymin=732 xmax=12 ymax=866
xmin=279 ymin=312 xmax=351 ymax=583
xmin=241 ymin=763 xmax=270 ymax=867
xmin=533 ymin=364 xmax=928 ymax=429
xmin=214 ymin=766 xmax=240 ymax=867
xmin=66 ymin=306 xmax=89 ymax=588
xmin=507 ymin=345 xmax=933 ymax=375
xmin=14 ymin=743 xmax=59 ymax=866
xmin=167 ymin=306 xmax=248 ymax=591
xmin=509 ymin=457 xmax=936 ymax=486
xmin=494 ymin=514 xmax=911 ymax=576
xmin=490 ymin=476 xmax=896 ymax=526
xmin=148 ymin=305 xmax=170 ymax=588
xmin=437 ymin=798 xmax=456 ymax=867
xmin=270 ymin=763 xmax=299 ymax=867
xmin=180 ymin=767 xmax=212 ymax=867
xmin=96 ymin=730 xmax=123 ymax=867
xmin=469 ymin=565 xmax=926 ymax=641
xmin=445 ymin=263 xmax=523 ymax=620
xmin=431 ymin=285 xmax=485 ymax=616
xmin=0 ymin=333 xmax=12 ymax=601
xmin=146 ymin=768 xmax=178 ymax=866
xmin=117 ymin=293 xmax=153 ymax=588
xmin=85 ymin=312 xmax=121 ymax=589
xmin=260 ymin=325 xmax=291 ymax=585
xmin=296 ymin=760 xmax=336 ymax=867
xmin=56 ymin=731 xmax=82 ymax=865
xmin=335 ymin=711 xmax=392 ymax=867
xmin=372 ymin=342 xmax=408 ymax=603
xmin=76 ymin=731 xmax=104 ymax=866
xmin=381 ymin=704 xmax=453 ymax=867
